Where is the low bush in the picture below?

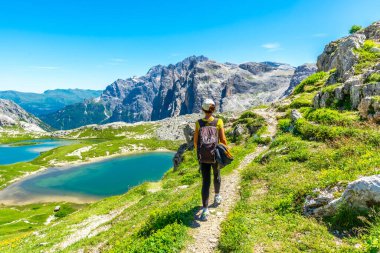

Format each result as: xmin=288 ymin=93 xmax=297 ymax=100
xmin=303 ymin=108 xmax=359 ymax=126
xmin=289 ymin=93 xmax=315 ymax=108
xmin=354 ymin=40 xmax=380 ymax=74
xmin=54 ymin=204 xmax=76 ymax=218
xmin=366 ymin=73 xmax=380 ymax=84
xmin=293 ymin=72 xmax=329 ymax=94
xmin=349 ymin=25 xmax=362 ymax=34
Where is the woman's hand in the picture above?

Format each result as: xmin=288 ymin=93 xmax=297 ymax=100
xmin=219 ymin=127 xmax=228 ymax=146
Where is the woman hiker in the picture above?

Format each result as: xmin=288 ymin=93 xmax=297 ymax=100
xmin=193 ymin=98 xmax=228 ymax=221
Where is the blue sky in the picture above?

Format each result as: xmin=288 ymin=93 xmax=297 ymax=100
xmin=0 ymin=0 xmax=379 ymax=92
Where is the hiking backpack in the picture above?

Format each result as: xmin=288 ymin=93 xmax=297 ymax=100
xmin=197 ymin=118 xmax=219 ymax=164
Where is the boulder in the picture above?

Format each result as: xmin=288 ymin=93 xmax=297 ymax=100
xmin=317 ymin=34 xmax=365 ymax=81
xmin=309 ymin=175 xmax=380 ymax=217
xmin=173 ymin=123 xmax=196 ymax=171
xmin=233 ymin=124 xmax=246 ymax=138
xmin=358 ymin=96 xmax=380 ymax=122
xmin=342 ymin=175 xmax=380 ymax=208
xmin=290 ymin=109 xmax=302 ymax=121
xmin=54 ymin=206 xmax=61 ymax=212
xmin=173 ymin=143 xmax=189 ymax=171
xmin=350 ymin=85 xmax=363 ymax=109
xmin=183 ymin=124 xmax=195 ymax=149
xmin=313 ymin=92 xmax=321 ymax=108
xmin=319 ymin=92 xmax=331 ymax=108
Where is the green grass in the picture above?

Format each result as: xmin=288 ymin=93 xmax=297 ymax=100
xmin=0 ymin=203 xmax=84 ymax=244
xmin=66 ymin=123 xmax=157 ymax=139
xmin=219 ymin=129 xmax=380 ymax=252
xmin=0 ymin=122 xmax=184 ymax=251
xmin=289 ymin=92 xmax=315 ymax=108
xmin=366 ymin=73 xmax=380 ymax=84
xmin=0 ymin=108 xmax=263 ymax=252
xmin=303 ymin=108 xmax=360 ymax=126
xmin=1 ymin=129 xmax=257 ymax=252
xmin=230 ymin=111 xmax=267 ymax=144
xmin=321 ymin=83 xmax=342 ymax=94
xmin=354 ymin=40 xmax=380 ymax=74
xmin=293 ymin=71 xmax=329 ymax=94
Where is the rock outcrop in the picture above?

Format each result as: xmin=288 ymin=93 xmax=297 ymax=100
xmin=0 ymin=99 xmax=48 ymax=132
xmin=41 ymin=56 xmax=301 ymax=130
xmin=306 ymin=175 xmax=380 ymax=217
xmin=313 ymin=21 xmax=380 ymax=120
xmin=317 ymin=34 xmax=365 ymax=81
xmin=173 ymin=124 xmax=195 ymax=171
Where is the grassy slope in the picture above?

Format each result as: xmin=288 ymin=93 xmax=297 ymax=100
xmin=219 ymin=70 xmax=380 ymax=252
xmin=0 ymin=123 xmax=182 ymax=251
xmin=0 ymin=112 xmax=267 ymax=252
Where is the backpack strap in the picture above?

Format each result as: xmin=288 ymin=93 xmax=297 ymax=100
xmin=198 ymin=119 xmax=206 ymax=128
xmin=198 ymin=117 xmax=219 ymax=128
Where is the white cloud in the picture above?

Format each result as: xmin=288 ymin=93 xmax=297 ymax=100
xmin=107 ymin=58 xmax=127 ymax=65
xmin=261 ymin=43 xmax=281 ymax=52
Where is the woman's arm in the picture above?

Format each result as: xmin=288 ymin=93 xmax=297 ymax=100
xmin=219 ymin=127 xmax=228 ymax=146
xmin=193 ymin=125 xmax=199 ymax=149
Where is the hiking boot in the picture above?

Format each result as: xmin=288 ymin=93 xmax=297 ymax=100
xmin=200 ymin=209 xmax=209 ymax=221
xmin=214 ymin=194 xmax=222 ymax=205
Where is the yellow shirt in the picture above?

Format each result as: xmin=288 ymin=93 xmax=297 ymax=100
xmin=195 ymin=116 xmax=224 ymax=132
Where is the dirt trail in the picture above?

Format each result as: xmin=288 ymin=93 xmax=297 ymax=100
xmin=184 ymin=108 xmax=278 ymax=253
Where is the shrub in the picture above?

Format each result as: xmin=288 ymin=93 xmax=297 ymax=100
xmin=251 ymin=135 xmax=271 ymax=145
xmin=349 ymin=25 xmax=362 ymax=34
xmin=239 ymin=111 xmax=257 ymax=119
xmin=289 ymin=93 xmax=315 ymax=108
xmin=354 ymin=40 xmax=380 ymax=74
xmin=321 ymin=83 xmax=342 ymax=94
xmin=325 ymin=203 xmax=371 ymax=235
xmin=278 ymin=119 xmax=292 ymax=132
xmin=293 ymin=72 xmax=329 ymax=94
xmin=294 ymin=118 xmax=352 ymax=141
xmin=303 ymin=108 xmax=359 ymax=126
xmin=54 ymin=204 xmax=76 ymax=218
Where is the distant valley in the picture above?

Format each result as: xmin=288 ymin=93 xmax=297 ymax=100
xmin=0 ymin=89 xmax=102 ymax=116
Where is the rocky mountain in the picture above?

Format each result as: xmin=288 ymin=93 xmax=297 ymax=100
xmin=0 ymin=99 xmax=49 ymax=132
xmin=0 ymin=89 xmax=102 ymax=116
xmin=42 ymin=56 xmax=313 ymax=130
xmin=282 ymin=63 xmax=317 ymax=96
xmin=312 ymin=21 xmax=380 ymax=120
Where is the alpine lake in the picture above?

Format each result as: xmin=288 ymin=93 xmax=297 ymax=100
xmin=0 ymin=139 xmax=174 ymax=204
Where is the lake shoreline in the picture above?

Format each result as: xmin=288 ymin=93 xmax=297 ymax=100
xmin=0 ymin=148 xmax=175 ymax=205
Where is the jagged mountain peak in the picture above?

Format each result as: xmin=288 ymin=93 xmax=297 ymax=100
xmin=41 ymin=56 xmax=315 ymax=130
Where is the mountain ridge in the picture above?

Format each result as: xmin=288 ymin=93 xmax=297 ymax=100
xmin=41 ymin=56 xmax=315 ymax=130
xmin=0 ymin=89 xmax=102 ymax=116
xmin=0 ymin=98 xmax=49 ymax=132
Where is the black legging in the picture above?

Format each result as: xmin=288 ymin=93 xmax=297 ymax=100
xmin=200 ymin=163 xmax=221 ymax=208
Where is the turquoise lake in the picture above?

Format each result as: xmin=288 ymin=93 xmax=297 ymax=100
xmin=0 ymin=139 xmax=72 ymax=165
xmin=0 ymin=152 xmax=174 ymax=204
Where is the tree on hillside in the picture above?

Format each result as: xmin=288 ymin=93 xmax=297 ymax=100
xmin=349 ymin=25 xmax=362 ymax=34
